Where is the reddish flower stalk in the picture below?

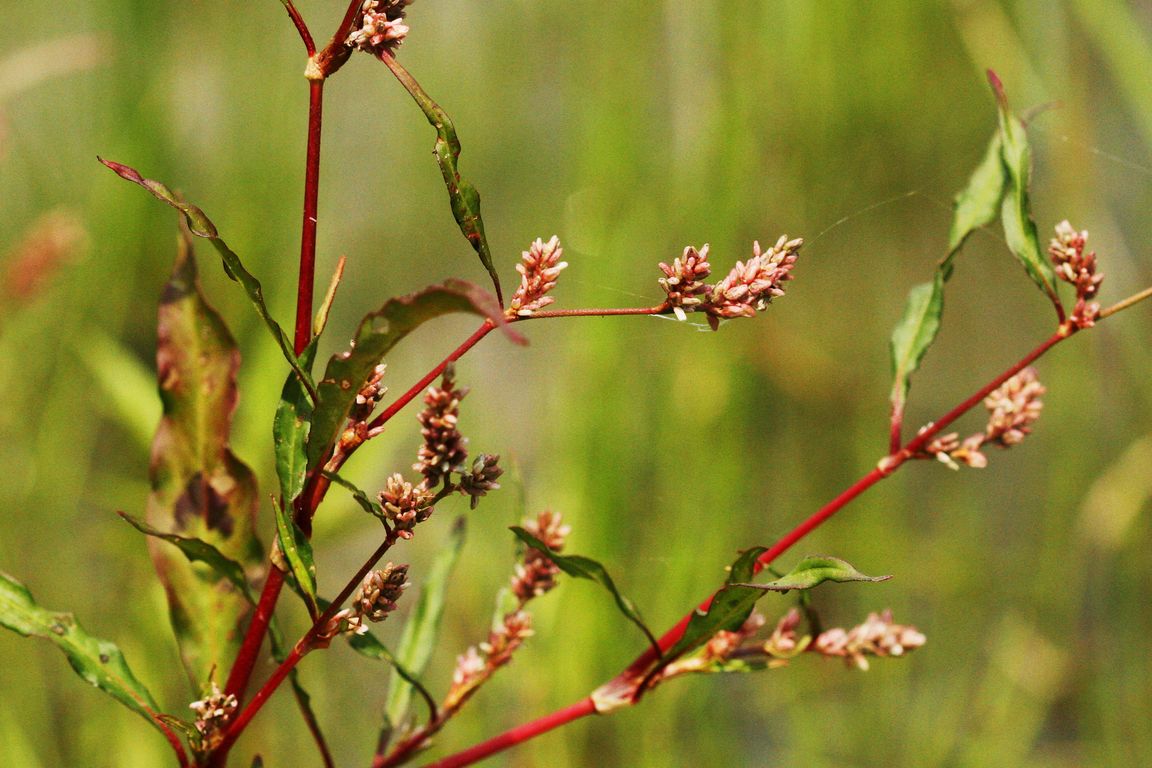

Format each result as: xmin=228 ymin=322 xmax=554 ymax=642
xmin=423 ymin=326 xmax=1078 ymax=767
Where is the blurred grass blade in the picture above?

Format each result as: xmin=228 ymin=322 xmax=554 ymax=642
xmin=274 ymin=341 xmax=316 ymax=506
xmin=272 ymin=497 xmax=319 ymax=618
xmin=146 ymin=225 xmax=265 ymax=688
xmin=379 ymin=54 xmax=503 ymax=304
xmin=307 ymin=279 xmax=521 ymax=467
xmin=735 ymin=555 xmax=891 ymax=592
xmin=511 ymin=527 xmax=659 ymax=653
xmin=986 ymin=72 xmax=1061 ymax=309
xmin=75 ymin=331 xmax=160 ymax=449
xmin=98 ymin=157 xmax=317 ymax=400
xmin=385 ymin=516 xmax=467 ymax=727
xmin=118 ymin=512 xmax=256 ymax=603
xmin=0 ymin=571 xmax=167 ymax=735
xmin=349 ymin=629 xmax=439 ymax=723
xmin=658 ymin=547 xmax=768 ymax=666
xmin=323 ymin=470 xmax=387 ymax=522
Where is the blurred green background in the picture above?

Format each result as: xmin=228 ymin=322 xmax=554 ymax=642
xmin=2 ymin=1 xmax=1151 ymax=766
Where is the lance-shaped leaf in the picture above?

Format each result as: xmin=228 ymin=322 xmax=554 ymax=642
xmin=99 ymin=157 xmax=316 ymax=400
xmin=0 ymin=571 xmax=166 ymax=734
xmin=349 ymin=629 xmax=438 ymax=725
xmin=272 ymin=497 xmax=318 ymax=618
xmin=735 ymin=555 xmax=891 ymax=592
xmin=274 ymin=341 xmax=317 ymax=507
xmin=889 ymin=128 xmax=1007 ymax=429
xmin=324 ymin=470 xmax=387 ymax=523
xmin=145 ymin=227 xmax=265 ymax=689
xmin=380 ymin=55 xmax=503 ymax=304
xmin=889 ymin=276 xmax=945 ymax=431
xmin=306 ymin=279 xmax=521 ymax=466
xmin=385 ymin=516 xmax=466 ymax=727
xmin=511 ymin=527 xmax=659 ymax=653
xmin=119 ymin=512 xmax=256 ymax=604
xmin=657 ymin=547 xmax=769 ymax=669
xmin=986 ymin=72 xmax=1061 ymax=309
xmin=946 ymin=132 xmax=1006 ymax=264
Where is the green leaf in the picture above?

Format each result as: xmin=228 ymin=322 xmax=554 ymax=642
xmin=323 ymin=470 xmax=387 ymax=522
xmin=737 ymin=555 xmax=891 ymax=592
xmin=385 ymin=516 xmax=466 ymax=725
xmin=946 ymin=132 xmax=1006 ymax=267
xmin=510 ymin=527 xmax=659 ymax=654
xmin=348 ymin=629 xmax=438 ymax=723
xmin=145 ymin=225 xmax=265 ymax=688
xmin=274 ymin=341 xmax=317 ymax=507
xmin=660 ymin=547 xmax=769 ymax=666
xmin=381 ymin=56 xmax=504 ymax=304
xmin=888 ymin=276 xmax=945 ymax=424
xmin=0 ymin=570 xmax=165 ymax=733
xmin=273 ymin=497 xmax=318 ymax=618
xmin=99 ymin=157 xmax=316 ymax=400
xmin=987 ymin=72 xmax=1060 ymax=306
xmin=306 ymin=279 xmax=520 ymax=466
xmin=118 ymin=513 xmax=255 ymax=603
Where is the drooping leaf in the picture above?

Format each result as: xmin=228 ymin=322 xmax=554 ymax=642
xmin=323 ymin=470 xmax=387 ymax=522
xmin=735 ymin=555 xmax=891 ymax=592
xmin=274 ymin=341 xmax=317 ymax=507
xmin=511 ymin=527 xmax=659 ymax=653
xmin=348 ymin=629 xmax=438 ymax=723
xmin=145 ymin=225 xmax=265 ymax=689
xmin=306 ymin=279 xmax=521 ymax=466
xmin=0 ymin=571 xmax=166 ymax=734
xmin=119 ymin=512 xmax=255 ymax=604
xmin=986 ymin=72 xmax=1061 ymax=308
xmin=946 ymin=132 xmax=1007 ymax=266
xmin=888 ymin=276 xmax=945 ymax=426
xmin=380 ymin=55 xmax=503 ymax=304
xmin=659 ymin=547 xmax=769 ymax=667
xmin=272 ymin=497 xmax=318 ymax=618
xmin=385 ymin=516 xmax=467 ymax=726
xmin=99 ymin=157 xmax=316 ymax=400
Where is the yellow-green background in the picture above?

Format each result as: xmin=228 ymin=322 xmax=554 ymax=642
xmin=2 ymin=1 xmax=1151 ymax=766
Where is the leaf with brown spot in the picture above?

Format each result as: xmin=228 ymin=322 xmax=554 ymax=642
xmin=143 ymin=224 xmax=264 ymax=690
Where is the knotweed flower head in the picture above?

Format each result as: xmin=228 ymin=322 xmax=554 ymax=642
xmin=508 ymin=236 xmax=567 ymax=317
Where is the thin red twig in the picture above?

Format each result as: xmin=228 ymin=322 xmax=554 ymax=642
xmin=280 ymin=0 xmax=316 ymax=55
xmin=416 ymin=699 xmax=599 ymax=768
xmin=427 ymin=326 xmax=1075 ymax=767
xmin=294 ymin=78 xmax=324 ymax=352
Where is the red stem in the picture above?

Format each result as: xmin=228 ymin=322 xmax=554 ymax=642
xmin=522 ymin=305 xmax=667 ymax=319
xmin=212 ymin=45 xmax=328 ymax=768
xmin=280 ymin=1 xmax=316 ymax=54
xmin=417 ymin=699 xmax=598 ymax=768
xmin=366 ymin=319 xmax=498 ymax=432
xmin=294 ymin=78 xmax=324 ymax=353
xmin=428 ymin=327 xmax=1072 ymax=767
xmin=217 ymin=533 xmax=400 ymax=757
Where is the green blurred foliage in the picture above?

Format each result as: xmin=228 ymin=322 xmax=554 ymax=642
xmin=1 ymin=1 xmax=1151 ymax=766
